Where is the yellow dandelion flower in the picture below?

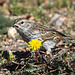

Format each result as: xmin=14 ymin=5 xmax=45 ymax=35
xmin=28 ymin=39 xmax=42 ymax=51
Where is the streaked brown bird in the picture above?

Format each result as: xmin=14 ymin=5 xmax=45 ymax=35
xmin=13 ymin=18 xmax=72 ymax=51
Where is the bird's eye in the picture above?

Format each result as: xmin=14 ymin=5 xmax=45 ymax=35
xmin=21 ymin=21 xmax=24 ymax=24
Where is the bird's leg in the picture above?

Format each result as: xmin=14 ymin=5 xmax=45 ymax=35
xmin=49 ymin=54 xmax=51 ymax=65
xmin=46 ymin=50 xmax=52 ymax=65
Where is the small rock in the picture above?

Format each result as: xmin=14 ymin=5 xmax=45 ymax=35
xmin=7 ymin=27 xmax=19 ymax=39
xmin=4 ymin=9 xmax=10 ymax=15
xmin=50 ymin=14 xmax=66 ymax=28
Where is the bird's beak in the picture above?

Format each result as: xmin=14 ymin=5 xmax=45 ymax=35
xmin=13 ymin=24 xmax=19 ymax=28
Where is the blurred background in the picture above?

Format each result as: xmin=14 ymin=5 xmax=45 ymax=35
xmin=0 ymin=0 xmax=75 ymax=36
xmin=0 ymin=1 xmax=75 ymax=74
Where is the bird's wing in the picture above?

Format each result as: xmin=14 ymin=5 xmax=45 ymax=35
xmin=31 ymin=23 xmax=56 ymax=40
xmin=31 ymin=22 xmax=73 ymax=41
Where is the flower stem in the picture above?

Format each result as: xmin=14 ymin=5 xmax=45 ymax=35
xmin=35 ymin=51 xmax=39 ymax=63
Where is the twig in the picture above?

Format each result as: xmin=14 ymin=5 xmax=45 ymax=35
xmin=15 ymin=64 xmax=19 ymax=70
xmin=20 ymin=64 xmax=26 ymax=71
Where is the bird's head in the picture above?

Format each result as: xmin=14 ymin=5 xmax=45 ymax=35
xmin=13 ymin=18 xmax=32 ymax=32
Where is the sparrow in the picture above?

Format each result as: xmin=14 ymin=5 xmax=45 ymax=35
xmin=13 ymin=18 xmax=73 ymax=51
